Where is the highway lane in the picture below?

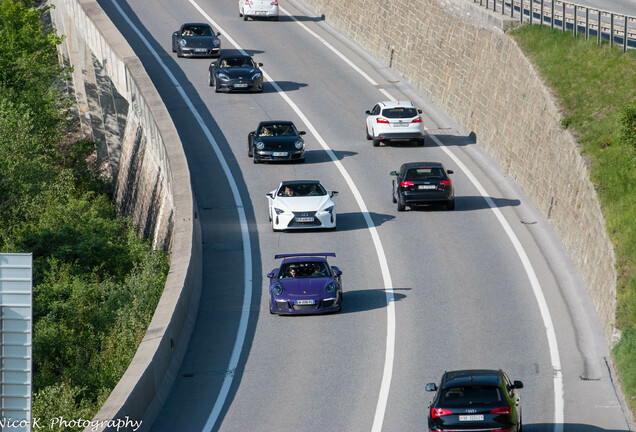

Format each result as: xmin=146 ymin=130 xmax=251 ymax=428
xmin=94 ymin=0 xmax=632 ymax=430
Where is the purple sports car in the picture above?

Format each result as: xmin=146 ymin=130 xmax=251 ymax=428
xmin=268 ymin=253 xmax=343 ymax=315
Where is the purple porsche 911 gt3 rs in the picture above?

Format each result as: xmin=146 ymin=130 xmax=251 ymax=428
xmin=268 ymin=253 xmax=343 ymax=315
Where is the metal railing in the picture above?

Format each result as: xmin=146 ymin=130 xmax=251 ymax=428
xmin=472 ymin=0 xmax=636 ymax=52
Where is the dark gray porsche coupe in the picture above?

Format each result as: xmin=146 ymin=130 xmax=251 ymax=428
xmin=172 ymin=23 xmax=221 ymax=58
xmin=208 ymin=54 xmax=264 ymax=93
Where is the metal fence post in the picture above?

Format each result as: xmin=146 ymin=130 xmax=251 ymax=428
xmin=611 ymin=13 xmax=614 ymax=47
xmin=562 ymin=2 xmax=566 ymax=33
xmin=585 ymin=8 xmax=589 ymax=40
xmin=598 ymin=10 xmax=602 ymax=45
xmin=521 ymin=0 xmax=524 ymax=23
xmin=624 ymin=15 xmax=628 ymax=52
xmin=574 ymin=5 xmax=578 ymax=37
xmin=551 ymin=0 xmax=555 ymax=29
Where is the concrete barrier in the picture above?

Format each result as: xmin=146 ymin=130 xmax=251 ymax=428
xmin=50 ymin=0 xmax=202 ymax=430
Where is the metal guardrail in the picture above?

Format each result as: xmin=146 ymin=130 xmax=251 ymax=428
xmin=472 ymin=0 xmax=636 ymax=52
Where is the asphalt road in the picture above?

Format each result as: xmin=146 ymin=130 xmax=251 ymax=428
xmin=94 ymin=0 xmax=634 ymax=431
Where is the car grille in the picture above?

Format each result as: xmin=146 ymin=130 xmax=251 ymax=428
xmin=293 ymin=303 xmax=319 ymax=311
xmin=321 ymin=299 xmax=335 ymax=308
xmin=288 ymin=211 xmax=322 ymax=227
xmin=182 ymin=48 xmax=219 ymax=56
xmin=275 ymin=300 xmax=289 ymax=309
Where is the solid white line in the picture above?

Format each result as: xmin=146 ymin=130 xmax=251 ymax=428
xmin=185 ymin=2 xmax=397 ymax=431
xmin=280 ymin=4 xmax=564 ymax=430
xmin=106 ymin=1 xmax=254 ymax=430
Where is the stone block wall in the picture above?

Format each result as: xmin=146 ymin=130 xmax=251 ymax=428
xmin=299 ymin=0 xmax=617 ymax=340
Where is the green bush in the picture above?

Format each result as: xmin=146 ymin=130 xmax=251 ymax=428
xmin=620 ymin=102 xmax=636 ymax=149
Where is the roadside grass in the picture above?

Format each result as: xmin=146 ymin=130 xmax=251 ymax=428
xmin=509 ymin=25 xmax=636 ymax=413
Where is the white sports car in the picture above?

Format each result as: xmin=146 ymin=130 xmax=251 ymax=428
xmin=266 ymin=181 xmax=338 ymax=231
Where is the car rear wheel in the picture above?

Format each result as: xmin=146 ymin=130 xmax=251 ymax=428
xmin=243 ymin=14 xmax=248 ymax=21
xmin=397 ymin=200 xmax=406 ymax=212
xmin=365 ymin=126 xmax=371 ymax=140
xmin=417 ymin=137 xmax=425 ymax=146
xmin=446 ymin=199 xmax=455 ymax=211
xmin=372 ymin=136 xmax=381 ymax=147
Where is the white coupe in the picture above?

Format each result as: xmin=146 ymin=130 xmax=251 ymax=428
xmin=266 ymin=181 xmax=338 ymax=231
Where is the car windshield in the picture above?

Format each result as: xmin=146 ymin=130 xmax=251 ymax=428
xmin=258 ymin=124 xmax=297 ymax=137
xmin=405 ymin=167 xmax=446 ymax=181
xmin=277 ymin=183 xmax=327 ymax=197
xmin=280 ymin=262 xmax=330 ymax=278
xmin=220 ymin=57 xmax=256 ymax=68
xmin=182 ymin=26 xmax=213 ymax=36
xmin=382 ymin=107 xmax=418 ymax=118
xmin=439 ymin=385 xmax=503 ymax=406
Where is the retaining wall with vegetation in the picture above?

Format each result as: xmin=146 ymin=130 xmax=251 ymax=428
xmin=298 ymin=0 xmax=617 ymax=341
xmin=50 ymin=0 xmax=202 ymax=430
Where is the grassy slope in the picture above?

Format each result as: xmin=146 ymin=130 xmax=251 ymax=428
xmin=509 ymin=24 xmax=636 ymax=414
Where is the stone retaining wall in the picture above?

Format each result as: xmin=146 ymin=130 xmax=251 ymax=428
xmin=299 ymin=0 xmax=617 ymax=340
xmin=51 ymin=0 xmax=203 ymax=430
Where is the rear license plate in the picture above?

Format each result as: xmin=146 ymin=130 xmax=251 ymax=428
xmin=273 ymin=152 xmax=288 ymax=157
xmin=234 ymin=83 xmax=248 ymax=88
xmin=255 ymin=10 xmax=267 ymax=15
xmin=295 ymin=217 xmax=314 ymax=222
xmin=195 ymin=48 xmax=207 ymax=53
xmin=459 ymin=415 xmax=484 ymax=421
xmin=418 ymin=185 xmax=437 ymax=190
xmin=295 ymin=299 xmax=315 ymax=305
xmin=393 ymin=123 xmax=409 ymax=127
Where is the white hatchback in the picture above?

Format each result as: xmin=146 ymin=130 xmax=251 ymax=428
xmin=239 ymin=0 xmax=279 ymax=21
xmin=365 ymin=100 xmax=426 ymax=147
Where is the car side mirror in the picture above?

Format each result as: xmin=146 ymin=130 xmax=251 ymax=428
xmin=173 ymin=31 xmax=179 ymax=37
xmin=258 ymin=62 xmax=264 ymax=67
xmin=418 ymin=109 xmax=423 ymax=114
xmin=216 ymin=32 xmax=221 ymax=36
xmin=331 ymin=266 xmax=342 ymax=276
xmin=425 ymin=383 xmax=437 ymax=392
xmin=330 ymin=191 xmax=338 ymax=197
xmin=390 ymin=171 xmax=398 ymax=176
xmin=267 ymin=272 xmax=274 ymax=278
xmin=447 ymin=170 xmax=454 ymax=174
xmin=267 ymin=269 xmax=278 ymax=278
xmin=210 ymin=62 xmax=217 ymax=67
xmin=512 ymin=380 xmax=523 ymax=389
xmin=365 ymin=110 xmax=371 ymax=115
xmin=266 ymin=193 xmax=274 ymax=199
xmin=299 ymin=131 xmax=306 ymax=135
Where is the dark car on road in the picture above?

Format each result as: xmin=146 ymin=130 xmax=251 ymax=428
xmin=390 ymin=162 xmax=454 ymax=211
xmin=208 ymin=54 xmax=263 ymax=93
xmin=425 ymin=369 xmax=523 ymax=432
xmin=268 ymin=253 xmax=343 ymax=315
xmin=172 ymin=23 xmax=221 ymax=58
xmin=248 ymin=121 xmax=306 ymax=163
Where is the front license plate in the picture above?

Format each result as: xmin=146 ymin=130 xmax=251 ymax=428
xmin=295 ymin=299 xmax=315 ymax=305
xmin=418 ymin=185 xmax=437 ymax=190
xmin=273 ymin=152 xmax=288 ymax=157
xmin=195 ymin=48 xmax=207 ymax=53
xmin=295 ymin=217 xmax=314 ymax=222
xmin=234 ymin=83 xmax=248 ymax=88
xmin=459 ymin=415 xmax=484 ymax=421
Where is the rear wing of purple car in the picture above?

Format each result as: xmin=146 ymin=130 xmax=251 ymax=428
xmin=274 ymin=253 xmax=336 ymax=259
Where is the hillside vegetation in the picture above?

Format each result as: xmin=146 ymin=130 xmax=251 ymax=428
xmin=0 ymin=0 xmax=168 ymax=428
xmin=510 ymin=24 xmax=636 ymax=414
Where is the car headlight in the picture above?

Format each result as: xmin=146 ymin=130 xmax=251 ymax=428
xmin=252 ymin=72 xmax=262 ymax=80
xmin=213 ymin=39 xmax=220 ymax=47
xmin=295 ymin=139 xmax=304 ymax=150
xmin=274 ymin=208 xmax=285 ymax=215
xmin=272 ymin=283 xmax=283 ymax=296
xmin=179 ymin=39 xmax=187 ymax=47
xmin=256 ymin=141 xmax=265 ymax=150
xmin=326 ymin=281 xmax=338 ymax=294
xmin=322 ymin=205 xmax=334 ymax=214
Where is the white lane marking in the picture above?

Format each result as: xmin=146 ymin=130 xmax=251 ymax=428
xmin=186 ymin=2 xmax=396 ymax=431
xmin=106 ymin=0 xmax=254 ymax=428
xmin=280 ymin=3 xmax=564 ymax=431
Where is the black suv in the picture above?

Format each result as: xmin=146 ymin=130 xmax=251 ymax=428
xmin=425 ymin=369 xmax=523 ymax=432
xmin=390 ymin=162 xmax=454 ymax=211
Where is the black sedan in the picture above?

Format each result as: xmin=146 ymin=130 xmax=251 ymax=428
xmin=390 ymin=161 xmax=454 ymax=211
xmin=208 ymin=54 xmax=263 ymax=93
xmin=425 ymin=369 xmax=523 ymax=432
xmin=248 ymin=121 xmax=306 ymax=163
xmin=171 ymin=23 xmax=221 ymax=58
